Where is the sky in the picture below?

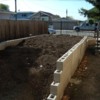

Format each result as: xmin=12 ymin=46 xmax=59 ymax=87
xmin=0 ymin=0 xmax=94 ymax=21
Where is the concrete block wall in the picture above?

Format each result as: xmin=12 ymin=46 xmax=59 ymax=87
xmin=47 ymin=36 xmax=88 ymax=100
xmin=0 ymin=39 xmax=23 ymax=50
xmin=87 ymin=37 xmax=96 ymax=46
xmin=0 ymin=36 xmax=36 ymax=50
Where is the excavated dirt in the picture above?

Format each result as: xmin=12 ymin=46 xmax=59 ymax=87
xmin=63 ymin=49 xmax=100 ymax=100
xmin=0 ymin=34 xmax=82 ymax=100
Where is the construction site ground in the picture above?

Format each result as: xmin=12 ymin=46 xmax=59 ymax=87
xmin=0 ymin=34 xmax=82 ymax=100
xmin=63 ymin=49 xmax=100 ymax=100
xmin=0 ymin=34 xmax=100 ymax=100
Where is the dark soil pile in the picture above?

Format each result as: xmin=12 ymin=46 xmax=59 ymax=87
xmin=0 ymin=34 xmax=82 ymax=100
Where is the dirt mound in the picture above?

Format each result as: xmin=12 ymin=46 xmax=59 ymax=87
xmin=0 ymin=34 xmax=82 ymax=100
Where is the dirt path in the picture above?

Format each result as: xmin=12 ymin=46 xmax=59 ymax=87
xmin=63 ymin=50 xmax=100 ymax=100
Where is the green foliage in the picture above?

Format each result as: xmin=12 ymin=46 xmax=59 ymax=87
xmin=86 ymin=0 xmax=100 ymax=10
xmin=79 ymin=8 xmax=88 ymax=17
xmin=79 ymin=0 xmax=100 ymax=21
xmin=0 ymin=3 xmax=9 ymax=11
xmin=88 ymin=19 xmax=94 ymax=24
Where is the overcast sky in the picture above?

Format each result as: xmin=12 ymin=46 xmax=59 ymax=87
xmin=0 ymin=0 xmax=93 ymax=20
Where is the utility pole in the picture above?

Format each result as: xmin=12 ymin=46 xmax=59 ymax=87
xmin=15 ymin=0 xmax=17 ymax=20
xmin=66 ymin=9 xmax=68 ymax=18
xmin=60 ymin=19 xmax=62 ymax=34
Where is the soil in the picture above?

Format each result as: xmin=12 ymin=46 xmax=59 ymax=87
xmin=63 ymin=49 xmax=100 ymax=100
xmin=0 ymin=34 xmax=82 ymax=100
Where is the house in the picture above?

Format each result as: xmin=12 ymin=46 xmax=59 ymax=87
xmin=0 ymin=10 xmax=13 ymax=20
xmin=52 ymin=17 xmax=81 ymax=30
xmin=0 ymin=10 xmax=59 ymax=22
xmin=30 ymin=11 xmax=60 ymax=23
xmin=29 ymin=11 xmax=61 ymax=28
xmin=30 ymin=11 xmax=53 ymax=27
xmin=10 ymin=12 xmax=35 ymax=20
xmin=30 ymin=11 xmax=52 ymax=23
xmin=0 ymin=10 xmax=35 ymax=20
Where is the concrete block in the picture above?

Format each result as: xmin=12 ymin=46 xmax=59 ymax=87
xmin=71 ymin=46 xmax=81 ymax=75
xmin=54 ymin=70 xmax=62 ymax=83
xmin=57 ymin=50 xmax=73 ymax=71
xmin=47 ymin=94 xmax=57 ymax=100
xmin=56 ymin=62 xmax=63 ymax=71
xmin=6 ymin=39 xmax=23 ymax=47
xmin=50 ymin=82 xmax=63 ymax=100
xmin=87 ymin=37 xmax=96 ymax=46
xmin=0 ymin=42 xmax=7 ymax=50
xmin=50 ymin=82 xmax=60 ymax=95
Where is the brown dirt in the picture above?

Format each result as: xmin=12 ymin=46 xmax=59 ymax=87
xmin=0 ymin=34 xmax=82 ymax=100
xmin=63 ymin=49 xmax=100 ymax=100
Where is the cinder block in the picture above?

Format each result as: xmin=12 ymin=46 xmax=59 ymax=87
xmin=71 ymin=45 xmax=82 ymax=75
xmin=56 ymin=62 xmax=63 ymax=71
xmin=47 ymin=94 xmax=57 ymax=100
xmin=50 ymin=81 xmax=60 ymax=95
xmin=0 ymin=42 xmax=7 ymax=50
xmin=54 ymin=70 xmax=62 ymax=83
xmin=6 ymin=39 xmax=23 ymax=47
xmin=57 ymin=50 xmax=73 ymax=71
xmin=87 ymin=37 xmax=96 ymax=46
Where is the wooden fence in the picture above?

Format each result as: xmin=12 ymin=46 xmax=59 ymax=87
xmin=0 ymin=20 xmax=48 ymax=42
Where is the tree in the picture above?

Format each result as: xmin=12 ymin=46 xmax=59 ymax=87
xmin=0 ymin=3 xmax=9 ymax=11
xmin=85 ymin=0 xmax=100 ymax=10
xmin=79 ymin=0 xmax=100 ymax=21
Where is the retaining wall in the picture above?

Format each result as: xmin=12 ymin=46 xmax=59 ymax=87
xmin=47 ymin=36 xmax=88 ymax=100
xmin=0 ymin=36 xmax=36 ymax=50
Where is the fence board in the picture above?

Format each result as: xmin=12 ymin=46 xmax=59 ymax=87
xmin=0 ymin=20 xmax=48 ymax=42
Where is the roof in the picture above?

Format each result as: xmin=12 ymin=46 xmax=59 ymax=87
xmin=16 ymin=11 xmax=35 ymax=14
xmin=0 ymin=10 xmax=14 ymax=14
xmin=29 ymin=11 xmax=56 ymax=19
xmin=52 ymin=18 xmax=80 ymax=22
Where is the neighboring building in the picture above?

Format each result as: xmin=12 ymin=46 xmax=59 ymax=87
xmin=0 ymin=10 xmax=35 ymax=20
xmin=52 ymin=17 xmax=79 ymax=21
xmin=30 ymin=12 xmax=81 ymax=30
xmin=30 ymin=11 xmax=60 ymax=25
xmin=30 ymin=11 xmax=53 ymax=28
xmin=0 ymin=10 xmax=59 ymax=21
xmin=0 ymin=10 xmax=13 ymax=20
xmin=30 ymin=11 xmax=52 ymax=24
xmin=52 ymin=18 xmax=81 ymax=30
xmin=30 ymin=11 xmax=61 ymax=28
xmin=10 ymin=12 xmax=35 ymax=20
xmin=0 ymin=10 xmax=81 ymax=30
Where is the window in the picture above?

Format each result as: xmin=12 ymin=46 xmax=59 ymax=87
xmin=22 ymin=14 xmax=27 ymax=17
xmin=86 ymin=23 xmax=89 ymax=26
